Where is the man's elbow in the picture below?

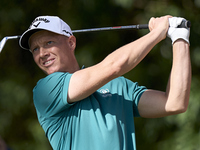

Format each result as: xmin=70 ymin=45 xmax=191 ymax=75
xmin=175 ymin=106 xmax=188 ymax=114
xmin=168 ymin=104 xmax=188 ymax=115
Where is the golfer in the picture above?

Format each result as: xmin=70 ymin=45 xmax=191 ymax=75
xmin=19 ymin=15 xmax=191 ymax=150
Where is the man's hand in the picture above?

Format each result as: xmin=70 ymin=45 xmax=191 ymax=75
xmin=167 ymin=17 xmax=190 ymax=44
xmin=148 ymin=15 xmax=172 ymax=42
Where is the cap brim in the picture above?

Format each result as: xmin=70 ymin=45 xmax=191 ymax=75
xmin=19 ymin=29 xmax=43 ymax=50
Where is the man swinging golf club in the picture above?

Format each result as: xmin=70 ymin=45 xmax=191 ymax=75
xmin=19 ymin=15 xmax=191 ymax=150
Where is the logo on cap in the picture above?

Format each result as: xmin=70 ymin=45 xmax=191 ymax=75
xmin=29 ymin=17 xmax=50 ymax=29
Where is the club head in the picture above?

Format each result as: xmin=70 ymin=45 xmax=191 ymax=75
xmin=0 ymin=36 xmax=21 ymax=53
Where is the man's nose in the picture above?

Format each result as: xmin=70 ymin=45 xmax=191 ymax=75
xmin=40 ymin=47 xmax=49 ymax=57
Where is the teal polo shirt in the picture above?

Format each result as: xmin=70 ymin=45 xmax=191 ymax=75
xmin=33 ymin=72 xmax=147 ymax=150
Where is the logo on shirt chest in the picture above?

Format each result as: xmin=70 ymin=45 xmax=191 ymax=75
xmin=99 ymin=89 xmax=112 ymax=97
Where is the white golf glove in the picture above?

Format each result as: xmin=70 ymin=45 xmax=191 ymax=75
xmin=167 ymin=17 xmax=190 ymax=44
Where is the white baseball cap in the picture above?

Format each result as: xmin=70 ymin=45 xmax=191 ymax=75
xmin=19 ymin=16 xmax=73 ymax=50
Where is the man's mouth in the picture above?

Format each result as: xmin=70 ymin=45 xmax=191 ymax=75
xmin=43 ymin=59 xmax=55 ymax=66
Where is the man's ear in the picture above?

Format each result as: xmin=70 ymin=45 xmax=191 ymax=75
xmin=68 ymin=35 xmax=76 ymax=50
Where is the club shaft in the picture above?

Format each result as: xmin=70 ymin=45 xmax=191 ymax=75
xmin=72 ymin=20 xmax=190 ymax=33
xmin=72 ymin=24 xmax=148 ymax=33
xmin=0 ymin=24 xmax=148 ymax=52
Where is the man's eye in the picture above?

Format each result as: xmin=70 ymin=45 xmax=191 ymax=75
xmin=32 ymin=47 xmax=39 ymax=52
xmin=47 ymin=41 xmax=53 ymax=45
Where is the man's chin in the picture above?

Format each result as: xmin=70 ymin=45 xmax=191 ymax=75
xmin=43 ymin=69 xmax=57 ymax=75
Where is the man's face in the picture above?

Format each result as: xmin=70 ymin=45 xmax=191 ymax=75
xmin=29 ymin=30 xmax=76 ymax=75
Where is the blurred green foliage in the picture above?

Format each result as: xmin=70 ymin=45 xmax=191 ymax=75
xmin=0 ymin=0 xmax=199 ymax=149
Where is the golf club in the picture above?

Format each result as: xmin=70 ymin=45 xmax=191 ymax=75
xmin=0 ymin=20 xmax=191 ymax=53
xmin=0 ymin=35 xmax=21 ymax=53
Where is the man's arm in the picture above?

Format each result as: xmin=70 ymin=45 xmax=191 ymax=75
xmin=138 ymin=38 xmax=191 ymax=118
xmin=68 ymin=16 xmax=171 ymax=103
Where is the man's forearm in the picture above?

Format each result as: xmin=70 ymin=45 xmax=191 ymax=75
xmin=104 ymin=29 xmax=164 ymax=77
xmin=165 ymin=40 xmax=191 ymax=113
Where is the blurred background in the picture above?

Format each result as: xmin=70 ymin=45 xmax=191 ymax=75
xmin=0 ymin=0 xmax=199 ymax=149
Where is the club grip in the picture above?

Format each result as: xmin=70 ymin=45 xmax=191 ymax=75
xmin=137 ymin=24 xmax=149 ymax=29
xmin=177 ymin=20 xmax=191 ymax=28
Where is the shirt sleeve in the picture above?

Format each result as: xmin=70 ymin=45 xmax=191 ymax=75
xmin=124 ymin=78 xmax=147 ymax=117
xmin=33 ymin=72 xmax=73 ymax=117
